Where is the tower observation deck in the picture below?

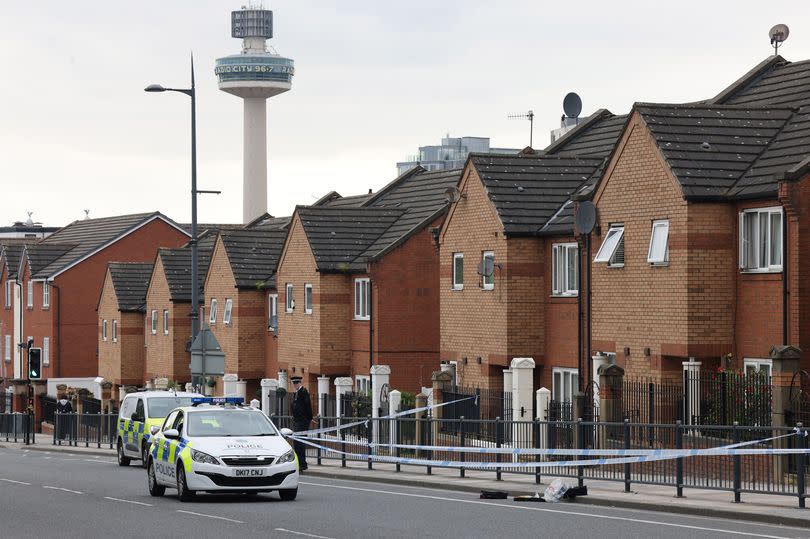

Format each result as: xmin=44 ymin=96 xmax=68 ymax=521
xmin=215 ymin=7 xmax=294 ymax=224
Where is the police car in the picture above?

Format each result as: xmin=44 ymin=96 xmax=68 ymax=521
xmin=146 ymin=397 xmax=299 ymax=501
xmin=117 ymin=390 xmax=204 ymax=468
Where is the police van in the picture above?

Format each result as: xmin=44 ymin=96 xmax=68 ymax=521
xmin=117 ymin=390 xmax=203 ymax=468
xmin=146 ymin=397 xmax=300 ymax=501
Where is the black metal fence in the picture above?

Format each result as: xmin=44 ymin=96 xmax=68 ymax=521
xmin=40 ymin=395 xmax=57 ymax=425
xmin=0 ymin=413 xmax=35 ymax=444
xmin=53 ymin=413 xmax=117 ymax=449
xmin=688 ymin=371 xmax=772 ymax=427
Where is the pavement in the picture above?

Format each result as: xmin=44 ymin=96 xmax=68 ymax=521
xmin=7 ymin=433 xmax=810 ymax=530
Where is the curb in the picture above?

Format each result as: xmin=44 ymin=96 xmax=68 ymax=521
xmin=303 ymin=469 xmax=810 ymax=529
xmin=25 ymin=445 xmax=115 ymax=458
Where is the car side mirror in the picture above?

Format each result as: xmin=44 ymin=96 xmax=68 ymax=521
xmin=150 ymin=425 xmax=160 ymax=436
xmin=163 ymin=428 xmax=180 ymax=440
xmin=280 ymin=428 xmax=293 ymax=437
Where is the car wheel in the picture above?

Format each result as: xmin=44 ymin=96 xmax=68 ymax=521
xmin=177 ymin=463 xmax=195 ymax=502
xmin=278 ymin=487 xmax=298 ymax=501
xmin=147 ymin=459 xmax=165 ymax=497
xmin=141 ymin=443 xmax=150 ymax=469
xmin=117 ymin=440 xmax=130 ymax=467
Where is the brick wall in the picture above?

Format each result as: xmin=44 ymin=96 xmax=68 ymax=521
xmin=0 ymin=263 xmax=13 ymax=378
xmin=97 ymin=271 xmax=121 ymax=384
xmin=265 ymin=289 xmax=278 ymax=377
xmin=781 ymin=177 xmax=810 ymax=370
xmin=144 ymin=256 xmax=191 ymax=383
xmin=97 ymin=268 xmax=145 ymax=386
xmin=542 ymin=236 xmax=580 ymax=391
xmin=19 ymin=263 xmax=58 ymax=379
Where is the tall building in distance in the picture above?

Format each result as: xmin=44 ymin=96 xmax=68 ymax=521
xmin=396 ymin=135 xmax=517 ymax=176
xmin=215 ymin=6 xmax=295 ymax=224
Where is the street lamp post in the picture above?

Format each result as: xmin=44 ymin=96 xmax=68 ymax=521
xmin=146 ymin=55 xmax=219 ymax=375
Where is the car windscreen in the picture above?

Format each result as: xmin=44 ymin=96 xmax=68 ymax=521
xmin=147 ymin=397 xmax=195 ymax=418
xmin=187 ymin=410 xmax=278 ymax=437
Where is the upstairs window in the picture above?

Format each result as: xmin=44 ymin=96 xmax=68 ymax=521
xmin=43 ymin=282 xmax=50 ymax=308
xmin=304 ymin=284 xmax=313 ymax=314
xmin=112 ymin=320 xmax=118 ymax=343
xmin=4 ymin=335 xmax=10 ymax=362
xmin=740 ymin=207 xmax=782 ymax=272
xmin=209 ymin=298 xmax=218 ymax=324
xmin=5 ymin=280 xmax=11 ymax=308
xmin=481 ymin=251 xmax=495 ymax=290
xmin=43 ymin=337 xmax=50 ymax=366
xmin=452 ymin=253 xmax=464 ymax=290
xmin=594 ymin=225 xmax=625 ymax=267
xmin=552 ymin=243 xmax=579 ymax=296
xmin=354 ymin=278 xmax=370 ymax=320
xmin=223 ymin=299 xmax=233 ymax=325
xmin=268 ymin=294 xmax=278 ymax=331
xmin=285 ymin=284 xmax=294 ymax=313
xmin=163 ymin=310 xmax=169 ymax=335
xmin=102 ymin=319 xmax=108 ymax=341
xmin=27 ymin=281 xmax=32 ymax=307
xmin=647 ymin=220 xmax=670 ymax=265
xmin=151 ymin=310 xmax=158 ymax=335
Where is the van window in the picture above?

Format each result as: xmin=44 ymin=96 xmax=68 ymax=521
xmin=147 ymin=397 xmax=195 ymax=418
xmin=119 ymin=396 xmax=135 ymax=419
xmin=133 ymin=399 xmax=146 ymax=422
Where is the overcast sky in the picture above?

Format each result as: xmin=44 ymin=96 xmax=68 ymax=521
xmin=1 ymin=1 xmax=809 ymax=227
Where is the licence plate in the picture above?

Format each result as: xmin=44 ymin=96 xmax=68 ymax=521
xmin=234 ymin=468 xmax=265 ymax=477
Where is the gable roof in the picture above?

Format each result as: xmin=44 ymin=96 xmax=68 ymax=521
xmin=219 ymin=228 xmax=288 ymax=289
xmin=23 ymin=243 xmax=78 ymax=277
xmin=544 ymin=109 xmax=629 ymax=159
xmin=2 ymin=243 xmax=26 ymax=279
xmin=107 ymin=262 xmax=153 ymax=312
xmin=30 ymin=212 xmax=188 ymax=279
xmin=296 ymin=207 xmax=405 ymax=272
xmin=712 ymin=56 xmax=810 ymax=109
xmin=246 ymin=215 xmax=291 ymax=231
xmin=158 ymin=233 xmax=217 ymax=302
xmin=469 ymin=154 xmax=605 ymax=236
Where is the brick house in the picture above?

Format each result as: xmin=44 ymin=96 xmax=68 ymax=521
xmin=583 ymin=55 xmax=810 ymax=381
xmin=97 ymin=263 xmax=153 ymax=397
xmin=438 ymin=153 xmax=607 ymax=395
xmin=203 ymin=227 xmax=287 ymax=398
xmin=15 ymin=213 xmax=189 ymax=400
xmin=0 ymin=245 xmax=24 ymax=388
xmin=276 ymin=168 xmax=461 ymax=393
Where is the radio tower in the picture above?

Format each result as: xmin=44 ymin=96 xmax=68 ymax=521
xmin=215 ymin=5 xmax=294 ymax=224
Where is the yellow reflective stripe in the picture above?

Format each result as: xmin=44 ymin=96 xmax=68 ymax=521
xmin=179 ymin=445 xmax=193 ymax=473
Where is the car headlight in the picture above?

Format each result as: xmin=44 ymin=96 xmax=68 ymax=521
xmin=191 ymin=449 xmax=219 ymax=465
xmin=276 ymin=449 xmax=295 ymax=465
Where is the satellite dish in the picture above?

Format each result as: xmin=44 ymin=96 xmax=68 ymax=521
xmin=563 ymin=92 xmax=582 ymax=119
xmin=443 ymin=186 xmax=461 ymax=204
xmin=477 ymin=257 xmax=495 ymax=277
xmin=769 ymin=24 xmax=789 ymax=53
xmin=574 ymin=201 xmax=597 ymax=235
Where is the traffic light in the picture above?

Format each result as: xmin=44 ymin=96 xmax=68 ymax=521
xmin=28 ymin=348 xmax=42 ymax=380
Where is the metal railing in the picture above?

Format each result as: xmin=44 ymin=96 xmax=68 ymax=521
xmin=53 ymin=412 xmax=117 ymax=449
xmin=0 ymin=413 xmax=35 ymax=444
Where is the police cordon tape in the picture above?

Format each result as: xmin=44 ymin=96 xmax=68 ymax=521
xmin=286 ymin=428 xmax=810 ymax=470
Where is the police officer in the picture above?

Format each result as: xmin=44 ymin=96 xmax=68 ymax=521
xmin=55 ymin=394 xmax=73 ymax=441
xmin=290 ymin=376 xmax=313 ymax=471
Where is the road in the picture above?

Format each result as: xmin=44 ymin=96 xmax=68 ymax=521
xmin=0 ymin=444 xmax=808 ymax=539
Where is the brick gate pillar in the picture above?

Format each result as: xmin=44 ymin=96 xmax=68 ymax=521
xmin=770 ymin=345 xmax=802 ymax=480
xmin=430 ymin=370 xmax=451 ymax=443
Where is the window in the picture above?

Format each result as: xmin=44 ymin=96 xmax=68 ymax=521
xmin=743 ymin=358 xmax=772 ymax=377
xmin=552 ymin=243 xmax=579 ymax=296
xmin=42 ymin=282 xmax=50 ymax=308
xmin=43 ymin=337 xmax=49 ymax=366
xmin=268 ymin=294 xmax=278 ymax=331
xmin=740 ymin=207 xmax=783 ymax=272
xmin=285 ymin=284 xmax=294 ymax=313
xmin=112 ymin=320 xmax=118 ymax=343
xmin=102 ymin=319 xmax=108 ymax=341
xmin=304 ymin=285 xmax=313 ymax=314
xmin=4 ymin=335 xmax=10 ymax=362
xmin=552 ymin=367 xmax=579 ymax=403
xmin=26 ymin=281 xmax=32 ymax=307
xmin=481 ymin=251 xmax=495 ymax=290
xmin=594 ymin=225 xmax=625 ymax=266
xmin=151 ymin=310 xmax=157 ymax=335
xmin=354 ymin=278 xmax=370 ymax=320
xmin=453 ymin=253 xmax=464 ymax=290
xmin=355 ymin=375 xmax=371 ymax=394
xmin=163 ymin=310 xmax=169 ymax=335
xmin=647 ymin=220 xmax=670 ymax=265
xmin=223 ymin=299 xmax=233 ymax=325
xmin=209 ymin=298 xmax=218 ymax=324
xmin=4 ymin=280 xmax=10 ymax=308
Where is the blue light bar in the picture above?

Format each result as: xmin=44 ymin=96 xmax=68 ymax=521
xmin=191 ymin=397 xmax=244 ymax=405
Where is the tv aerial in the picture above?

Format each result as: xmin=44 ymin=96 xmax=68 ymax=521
xmin=769 ymin=24 xmax=789 ymax=55
xmin=574 ymin=200 xmax=597 ymax=235
xmin=508 ymin=109 xmax=534 ymax=148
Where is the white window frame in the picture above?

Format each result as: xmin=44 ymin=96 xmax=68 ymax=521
xmin=304 ymin=284 xmax=313 ymax=314
xmin=647 ymin=220 xmax=670 ymax=265
xmin=163 ymin=310 xmax=169 ymax=335
xmin=4 ymin=280 xmax=10 ymax=308
xmin=209 ymin=298 xmax=218 ymax=325
xmin=268 ymin=294 xmax=278 ymax=330
xmin=355 ymin=375 xmax=371 ymax=394
xmin=552 ymin=367 xmax=579 ymax=403
xmin=285 ymin=284 xmax=294 ymax=313
xmin=43 ymin=337 xmax=50 ymax=366
xmin=354 ymin=278 xmax=370 ymax=320
xmin=102 ymin=319 xmax=108 ymax=341
xmin=743 ymin=358 xmax=773 ymax=377
xmin=481 ymin=251 xmax=495 ymax=290
xmin=4 ymin=335 xmax=10 ymax=362
xmin=151 ymin=310 xmax=157 ymax=335
xmin=112 ymin=320 xmax=117 ymax=343
xmin=594 ymin=225 xmax=625 ymax=266
xmin=42 ymin=281 xmax=50 ymax=308
xmin=552 ymin=243 xmax=579 ymax=296
xmin=26 ymin=280 xmax=32 ymax=308
xmin=452 ymin=253 xmax=464 ymax=290
xmin=223 ymin=298 xmax=233 ymax=325
xmin=739 ymin=207 xmax=783 ymax=272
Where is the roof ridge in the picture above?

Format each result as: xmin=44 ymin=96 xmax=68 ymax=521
xmin=634 ymin=101 xmax=797 ymax=111
xmin=543 ymin=108 xmax=614 ymax=155
xmin=707 ymin=55 xmax=785 ymax=105
xmin=361 ymin=166 xmax=425 ymax=207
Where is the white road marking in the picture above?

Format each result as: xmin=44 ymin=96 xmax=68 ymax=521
xmin=300 ymin=482 xmax=795 ymax=539
xmin=103 ymin=497 xmax=153 ymax=507
xmin=0 ymin=478 xmax=31 ymax=485
xmin=82 ymin=459 xmax=110 ymax=464
xmin=274 ymin=528 xmax=336 ymax=539
xmin=43 ymin=485 xmax=83 ymax=494
xmin=176 ymin=510 xmax=243 ymax=524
